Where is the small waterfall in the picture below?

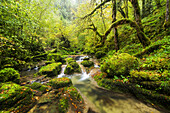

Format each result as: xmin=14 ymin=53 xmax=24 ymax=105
xmin=58 ymin=65 xmax=67 ymax=78
xmin=94 ymin=64 xmax=100 ymax=68
xmin=76 ymin=56 xmax=88 ymax=62
xmin=80 ymin=66 xmax=89 ymax=81
xmin=34 ymin=66 xmax=39 ymax=70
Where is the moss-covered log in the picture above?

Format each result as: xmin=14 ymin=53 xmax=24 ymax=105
xmin=103 ymin=19 xmax=151 ymax=47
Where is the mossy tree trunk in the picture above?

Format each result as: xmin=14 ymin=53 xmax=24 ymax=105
xmin=112 ymin=0 xmax=119 ymax=51
xmin=142 ymin=0 xmax=146 ymax=18
xmin=164 ymin=0 xmax=170 ymax=28
xmin=124 ymin=0 xmax=129 ymax=18
xmin=154 ymin=0 xmax=161 ymax=8
xmin=130 ymin=0 xmax=151 ymax=47
xmin=83 ymin=0 xmax=151 ymax=48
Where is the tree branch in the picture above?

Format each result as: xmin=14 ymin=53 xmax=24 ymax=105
xmin=82 ymin=0 xmax=111 ymax=19
xmin=103 ymin=19 xmax=151 ymax=46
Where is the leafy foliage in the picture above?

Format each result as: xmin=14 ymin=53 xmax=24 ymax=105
xmin=0 ymin=68 xmax=20 ymax=83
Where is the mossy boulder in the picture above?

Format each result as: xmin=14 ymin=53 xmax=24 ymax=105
xmin=47 ymin=53 xmax=62 ymax=62
xmin=129 ymin=70 xmax=160 ymax=82
xmin=48 ymin=77 xmax=72 ymax=89
xmin=101 ymin=53 xmax=139 ymax=77
xmin=64 ymin=58 xmax=81 ymax=74
xmin=64 ymin=65 xmax=74 ymax=74
xmin=0 ymin=68 xmax=20 ymax=83
xmin=95 ymin=51 xmax=106 ymax=59
xmin=81 ymin=60 xmax=94 ymax=67
xmin=26 ymin=82 xmax=51 ymax=93
xmin=67 ymin=58 xmax=74 ymax=63
xmin=38 ymin=62 xmax=62 ymax=77
xmin=83 ymin=57 xmax=89 ymax=60
xmin=0 ymin=82 xmax=33 ymax=111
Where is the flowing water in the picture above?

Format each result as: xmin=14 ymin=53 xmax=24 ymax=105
xmin=20 ymin=56 xmax=163 ymax=113
xmin=70 ymin=57 xmax=162 ymax=113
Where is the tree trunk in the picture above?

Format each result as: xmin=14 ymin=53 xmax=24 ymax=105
xmin=125 ymin=0 xmax=129 ymax=18
xmin=165 ymin=0 xmax=170 ymax=28
xmin=100 ymin=0 xmax=106 ymax=31
xmin=130 ymin=0 xmax=150 ymax=47
xmin=154 ymin=0 xmax=161 ymax=8
xmin=112 ymin=0 xmax=119 ymax=51
xmin=142 ymin=0 xmax=146 ymax=18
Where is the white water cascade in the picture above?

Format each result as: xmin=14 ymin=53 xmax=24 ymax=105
xmin=58 ymin=65 xmax=67 ymax=78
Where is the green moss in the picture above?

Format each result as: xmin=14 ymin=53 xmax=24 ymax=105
xmin=140 ymin=57 xmax=170 ymax=71
xmin=64 ymin=65 xmax=74 ymax=74
xmin=45 ymin=60 xmax=55 ymax=65
xmin=26 ymin=82 xmax=51 ymax=93
xmin=101 ymin=53 xmax=139 ymax=77
xmin=0 ymin=68 xmax=20 ymax=83
xmin=70 ymin=62 xmax=81 ymax=72
xmin=95 ymin=51 xmax=106 ymax=59
xmin=67 ymin=58 xmax=74 ymax=63
xmin=32 ymin=53 xmax=48 ymax=62
xmin=64 ymin=58 xmax=81 ymax=74
xmin=81 ymin=60 xmax=94 ymax=67
xmin=48 ymin=77 xmax=72 ymax=89
xmin=47 ymin=53 xmax=62 ymax=62
xmin=129 ymin=70 xmax=160 ymax=82
xmin=38 ymin=62 xmax=62 ymax=77
xmin=0 ymin=82 xmax=33 ymax=111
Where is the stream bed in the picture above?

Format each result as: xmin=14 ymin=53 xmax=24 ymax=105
xmin=20 ymin=56 xmax=162 ymax=113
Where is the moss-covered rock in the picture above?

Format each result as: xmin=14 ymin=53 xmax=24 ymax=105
xmin=129 ymin=70 xmax=160 ymax=82
xmin=101 ymin=53 xmax=139 ymax=77
xmin=95 ymin=51 xmax=106 ymax=59
xmin=138 ymin=81 xmax=170 ymax=96
xmin=83 ymin=57 xmax=89 ymax=60
xmin=26 ymin=82 xmax=51 ymax=93
xmin=0 ymin=68 xmax=20 ymax=83
xmin=48 ymin=77 xmax=72 ymax=89
xmin=47 ymin=53 xmax=62 ymax=62
xmin=64 ymin=65 xmax=74 ymax=74
xmin=81 ymin=60 xmax=94 ymax=67
xmin=64 ymin=58 xmax=81 ymax=74
xmin=38 ymin=62 xmax=62 ymax=77
xmin=67 ymin=58 xmax=74 ymax=64
xmin=0 ymin=82 xmax=34 ymax=111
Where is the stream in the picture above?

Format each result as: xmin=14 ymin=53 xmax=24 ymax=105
xmin=20 ymin=56 xmax=162 ymax=113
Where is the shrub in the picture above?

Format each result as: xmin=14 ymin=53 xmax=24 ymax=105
xmin=0 ymin=68 xmax=20 ymax=83
xmin=38 ymin=62 xmax=62 ymax=77
xmin=48 ymin=77 xmax=72 ymax=89
xmin=81 ymin=60 xmax=94 ymax=67
xmin=95 ymin=51 xmax=106 ymax=59
xmin=140 ymin=57 xmax=170 ymax=71
xmin=47 ymin=53 xmax=62 ymax=62
xmin=101 ymin=53 xmax=139 ymax=77
xmin=129 ymin=70 xmax=160 ymax=82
